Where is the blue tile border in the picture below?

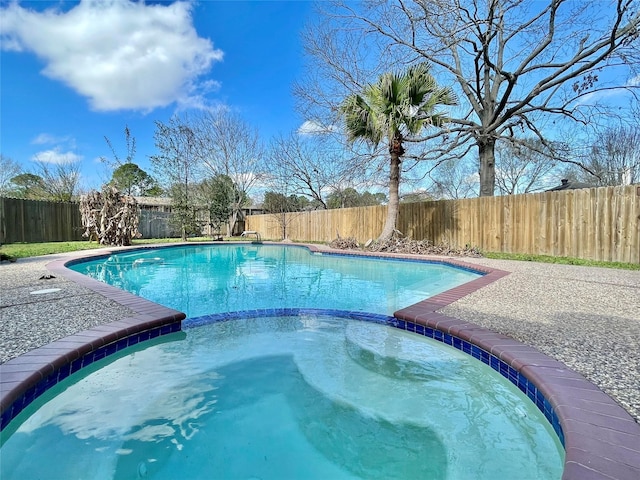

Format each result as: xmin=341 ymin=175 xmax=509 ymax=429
xmin=184 ymin=308 xmax=394 ymax=328
xmin=0 ymin=322 xmax=182 ymax=432
xmin=389 ymin=318 xmax=565 ymax=446
xmin=308 ymin=250 xmax=488 ymax=275
xmin=1 ymin=307 xmax=565 ymax=460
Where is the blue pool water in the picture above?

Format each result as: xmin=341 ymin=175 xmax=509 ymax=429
xmin=69 ymin=244 xmax=482 ymax=316
xmin=0 ymin=245 xmax=565 ymax=478
xmin=0 ymin=315 xmax=564 ymax=479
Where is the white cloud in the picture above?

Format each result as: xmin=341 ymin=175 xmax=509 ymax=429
xmin=32 ymin=148 xmax=83 ymax=164
xmin=31 ymin=133 xmax=58 ymax=145
xmin=574 ymin=73 xmax=640 ymax=106
xmin=1 ymin=0 xmax=223 ymax=111
xmin=31 ymin=133 xmax=75 ymax=146
xmin=627 ymin=75 xmax=640 ymax=87
xmin=298 ymin=120 xmax=337 ymax=136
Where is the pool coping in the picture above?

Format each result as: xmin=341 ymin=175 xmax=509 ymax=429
xmin=1 ymin=242 xmax=639 ymax=479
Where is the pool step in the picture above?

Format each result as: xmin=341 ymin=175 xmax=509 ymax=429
xmin=291 ymin=322 xmax=467 ymax=426
xmin=343 ymin=321 xmax=465 ymax=382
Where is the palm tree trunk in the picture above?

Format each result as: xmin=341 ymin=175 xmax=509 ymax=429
xmin=377 ymin=152 xmax=401 ymax=243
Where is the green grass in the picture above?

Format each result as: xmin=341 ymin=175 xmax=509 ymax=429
xmin=1 ymin=241 xmax=106 ymax=259
xmin=0 ymin=237 xmax=217 ymax=260
xmin=483 ymin=251 xmax=640 ymax=270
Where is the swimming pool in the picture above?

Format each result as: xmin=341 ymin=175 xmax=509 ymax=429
xmin=0 ymin=244 xmax=570 ymax=479
xmin=2 ymin=243 xmax=638 ymax=479
xmin=67 ymin=244 xmax=482 ymax=316
xmin=0 ymin=314 xmax=564 ymax=479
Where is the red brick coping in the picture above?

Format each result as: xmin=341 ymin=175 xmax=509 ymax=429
xmin=0 ymin=248 xmax=185 ymax=431
xmin=0 ymin=242 xmax=638 ymax=480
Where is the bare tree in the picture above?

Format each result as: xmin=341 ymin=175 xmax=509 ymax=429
xmin=571 ymin=125 xmax=640 ymax=185
xmin=98 ymin=125 xmax=160 ymax=196
xmin=494 ymin=139 xmax=565 ymax=194
xmin=298 ymin=0 xmax=640 ymax=196
xmin=193 ymin=110 xmax=265 ymax=236
xmin=429 ymin=158 xmax=479 ymax=199
xmin=0 ymin=155 xmax=22 ymax=196
xmin=261 ymin=149 xmax=314 ymax=240
xmin=101 ymin=125 xmax=136 ymax=168
xmin=151 ymin=116 xmax=202 ymax=240
xmin=32 ymin=159 xmax=82 ymax=201
xmin=267 ymin=132 xmax=360 ymax=209
xmin=262 ymin=191 xmax=308 ymax=240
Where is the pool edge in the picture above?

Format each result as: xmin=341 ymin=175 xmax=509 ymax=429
xmin=390 ymin=268 xmax=640 ymax=480
xmin=1 ymin=242 xmax=639 ymax=480
xmin=1 ymin=248 xmax=186 ymax=430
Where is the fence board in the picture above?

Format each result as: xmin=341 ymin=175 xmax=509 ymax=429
xmin=246 ymin=185 xmax=639 ymax=264
xmin=0 ymin=198 xmax=180 ymax=243
xmin=138 ymin=210 xmax=178 ymax=239
xmin=0 ymin=198 xmax=83 ymax=244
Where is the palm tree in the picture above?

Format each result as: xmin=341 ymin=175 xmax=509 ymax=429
xmin=341 ymin=62 xmax=456 ymax=242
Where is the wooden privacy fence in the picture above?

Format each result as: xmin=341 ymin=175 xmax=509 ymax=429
xmin=0 ymin=198 xmax=180 ymax=243
xmin=246 ymin=185 xmax=640 ymax=264
xmin=138 ymin=210 xmax=178 ymax=239
xmin=0 ymin=198 xmax=84 ymax=244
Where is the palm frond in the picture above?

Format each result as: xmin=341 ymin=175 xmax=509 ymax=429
xmin=340 ymin=62 xmax=457 ymax=149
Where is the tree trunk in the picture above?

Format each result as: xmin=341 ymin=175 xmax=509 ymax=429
xmin=227 ymin=208 xmax=238 ymax=236
xmin=478 ymin=138 xmax=496 ymax=197
xmin=377 ymin=152 xmax=401 ymax=243
xmin=280 ymin=212 xmax=287 ymax=240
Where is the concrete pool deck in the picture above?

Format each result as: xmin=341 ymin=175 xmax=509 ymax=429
xmin=0 ymin=243 xmax=639 ymax=479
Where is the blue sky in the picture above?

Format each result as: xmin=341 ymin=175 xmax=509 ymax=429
xmin=2 ymin=0 xmax=637 ymax=198
xmin=1 ymin=0 xmax=314 ymax=189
